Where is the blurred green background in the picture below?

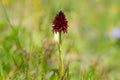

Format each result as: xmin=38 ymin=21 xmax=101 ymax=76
xmin=0 ymin=0 xmax=120 ymax=80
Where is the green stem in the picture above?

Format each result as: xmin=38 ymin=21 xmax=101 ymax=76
xmin=58 ymin=32 xmax=63 ymax=79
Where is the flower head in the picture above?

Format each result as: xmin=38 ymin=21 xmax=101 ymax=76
xmin=52 ymin=11 xmax=68 ymax=33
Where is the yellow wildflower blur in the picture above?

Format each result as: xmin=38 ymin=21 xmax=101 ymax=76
xmin=2 ymin=0 xmax=12 ymax=4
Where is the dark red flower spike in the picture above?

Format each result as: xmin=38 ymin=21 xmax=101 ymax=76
xmin=52 ymin=11 xmax=68 ymax=33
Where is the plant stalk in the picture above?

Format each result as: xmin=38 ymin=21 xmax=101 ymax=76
xmin=58 ymin=32 xmax=63 ymax=79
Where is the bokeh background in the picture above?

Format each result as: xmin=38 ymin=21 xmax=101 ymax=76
xmin=0 ymin=0 xmax=120 ymax=80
